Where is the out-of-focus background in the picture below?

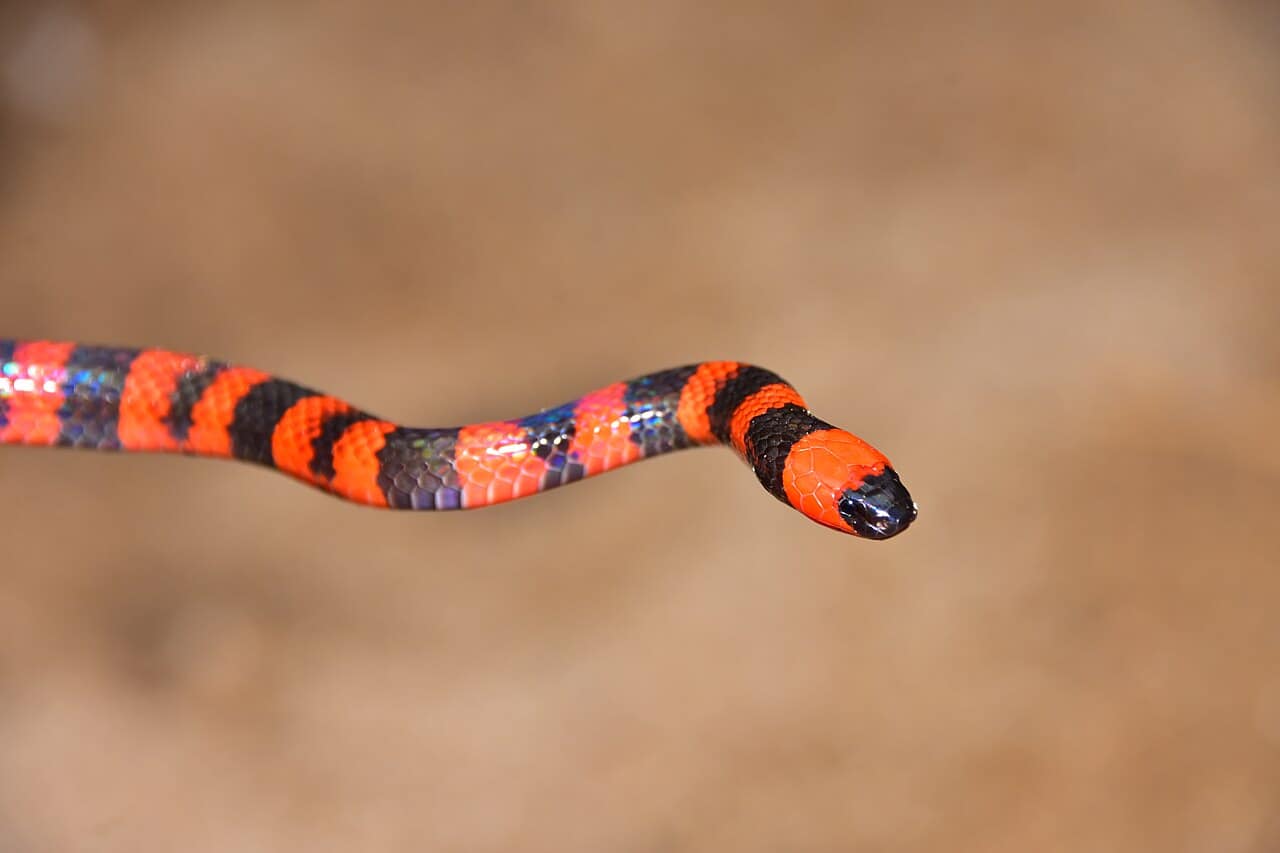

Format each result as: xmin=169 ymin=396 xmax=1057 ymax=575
xmin=1 ymin=2 xmax=1278 ymax=850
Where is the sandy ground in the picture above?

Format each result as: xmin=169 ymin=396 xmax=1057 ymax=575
xmin=0 ymin=2 xmax=1278 ymax=851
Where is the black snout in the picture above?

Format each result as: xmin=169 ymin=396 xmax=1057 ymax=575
xmin=837 ymin=469 xmax=917 ymax=540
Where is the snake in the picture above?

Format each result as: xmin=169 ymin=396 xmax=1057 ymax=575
xmin=0 ymin=339 xmax=916 ymax=539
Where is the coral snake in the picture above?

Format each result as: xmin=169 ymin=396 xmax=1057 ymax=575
xmin=0 ymin=340 xmax=916 ymax=539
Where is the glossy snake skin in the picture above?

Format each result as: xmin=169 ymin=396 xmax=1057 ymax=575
xmin=0 ymin=340 xmax=916 ymax=538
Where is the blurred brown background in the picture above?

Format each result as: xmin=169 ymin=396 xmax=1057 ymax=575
xmin=1 ymin=2 xmax=1278 ymax=851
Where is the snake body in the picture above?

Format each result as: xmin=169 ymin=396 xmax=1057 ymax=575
xmin=0 ymin=339 xmax=916 ymax=538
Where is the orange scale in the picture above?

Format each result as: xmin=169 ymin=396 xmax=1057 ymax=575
xmin=507 ymin=455 xmax=547 ymax=498
xmin=792 ymin=471 xmax=821 ymax=497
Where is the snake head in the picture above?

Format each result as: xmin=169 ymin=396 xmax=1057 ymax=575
xmin=781 ymin=428 xmax=917 ymax=538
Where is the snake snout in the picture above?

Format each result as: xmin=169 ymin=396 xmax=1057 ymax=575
xmin=837 ymin=469 xmax=917 ymax=540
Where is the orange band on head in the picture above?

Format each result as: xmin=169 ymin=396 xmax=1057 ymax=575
xmin=117 ymin=349 xmax=207 ymax=451
xmin=184 ymin=367 xmax=271 ymax=457
xmin=782 ymin=428 xmax=889 ymax=532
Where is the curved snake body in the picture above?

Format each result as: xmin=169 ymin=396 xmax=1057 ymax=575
xmin=0 ymin=340 xmax=916 ymax=538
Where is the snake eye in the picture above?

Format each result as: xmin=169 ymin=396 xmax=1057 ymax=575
xmin=837 ymin=469 xmax=917 ymax=540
